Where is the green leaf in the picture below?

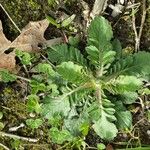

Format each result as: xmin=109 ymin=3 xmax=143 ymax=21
xmin=86 ymin=17 xmax=115 ymax=70
xmin=41 ymin=97 xmax=70 ymax=119
xmin=114 ymin=76 xmax=143 ymax=93
xmin=49 ymin=127 xmax=73 ymax=144
xmin=57 ymin=61 xmax=88 ymax=84
xmin=30 ymin=80 xmax=46 ymax=94
xmin=68 ymin=36 xmax=80 ymax=47
xmin=61 ymin=14 xmax=76 ymax=27
xmin=47 ymin=0 xmax=56 ymax=6
xmin=11 ymin=139 xmax=21 ymax=150
xmin=0 ymin=112 xmax=3 ymax=119
xmin=64 ymin=114 xmax=89 ymax=136
xmin=88 ymin=16 xmax=113 ymax=50
xmin=120 ymin=91 xmax=138 ymax=104
xmin=115 ymin=101 xmax=132 ymax=130
xmin=26 ymin=118 xmax=43 ymax=129
xmin=93 ymin=112 xmax=118 ymax=140
xmin=27 ymin=95 xmax=41 ymax=113
xmin=47 ymin=44 xmax=87 ymax=66
xmin=16 ymin=50 xmax=31 ymax=65
xmin=107 ymin=51 xmax=150 ymax=79
xmin=86 ymin=46 xmax=99 ymax=65
xmin=139 ymin=88 xmax=150 ymax=95
xmin=48 ymin=113 xmax=62 ymax=127
xmin=92 ymin=100 xmax=118 ymax=140
xmin=79 ymin=122 xmax=90 ymax=136
xmin=36 ymin=63 xmax=55 ymax=76
xmin=0 ymin=69 xmax=17 ymax=82
xmin=46 ymin=16 xmax=60 ymax=28
xmin=112 ymin=39 xmax=122 ymax=59
xmin=97 ymin=143 xmax=106 ymax=150
xmin=0 ymin=122 xmax=4 ymax=130
xmin=46 ymin=84 xmax=59 ymax=96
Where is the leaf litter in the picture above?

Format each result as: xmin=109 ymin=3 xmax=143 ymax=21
xmin=0 ymin=19 xmax=62 ymax=71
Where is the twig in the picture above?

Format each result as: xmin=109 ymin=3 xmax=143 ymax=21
xmin=0 ymin=3 xmax=21 ymax=33
xmin=16 ymin=75 xmax=31 ymax=82
xmin=131 ymin=0 xmax=147 ymax=52
xmin=131 ymin=0 xmax=139 ymax=52
xmin=138 ymin=0 xmax=146 ymax=46
xmin=0 ymin=131 xmax=39 ymax=142
xmin=0 ymin=143 xmax=10 ymax=150
xmin=41 ymin=54 xmax=56 ymax=68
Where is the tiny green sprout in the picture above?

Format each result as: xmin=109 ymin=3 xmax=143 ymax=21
xmin=26 ymin=118 xmax=43 ymax=129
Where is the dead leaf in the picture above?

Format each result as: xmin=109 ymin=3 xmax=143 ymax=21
xmin=0 ymin=21 xmax=11 ymax=54
xmin=11 ymin=19 xmax=49 ymax=52
xmin=0 ymin=19 xmax=49 ymax=71
xmin=0 ymin=19 xmax=63 ymax=71
xmin=106 ymin=144 xmax=114 ymax=150
xmin=0 ymin=52 xmax=16 ymax=71
xmin=91 ymin=0 xmax=108 ymax=18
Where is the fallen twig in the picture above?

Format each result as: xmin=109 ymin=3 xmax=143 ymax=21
xmin=132 ymin=0 xmax=147 ymax=52
xmin=0 ymin=131 xmax=39 ymax=142
xmin=0 ymin=3 xmax=21 ymax=33
xmin=0 ymin=143 xmax=10 ymax=150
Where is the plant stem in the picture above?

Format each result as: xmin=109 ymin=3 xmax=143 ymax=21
xmin=0 ymin=131 xmax=39 ymax=142
xmin=0 ymin=143 xmax=10 ymax=150
xmin=58 ymin=84 xmax=89 ymax=100
xmin=16 ymin=75 xmax=31 ymax=82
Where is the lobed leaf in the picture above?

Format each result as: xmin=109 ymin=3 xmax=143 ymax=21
xmin=47 ymin=44 xmax=87 ymax=66
xmin=57 ymin=61 xmax=88 ymax=84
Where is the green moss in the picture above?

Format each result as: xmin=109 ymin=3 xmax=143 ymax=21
xmin=1 ymin=0 xmax=51 ymax=39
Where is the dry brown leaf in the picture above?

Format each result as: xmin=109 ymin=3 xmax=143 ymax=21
xmin=0 ymin=52 xmax=16 ymax=71
xmin=0 ymin=19 xmax=49 ymax=71
xmin=11 ymin=19 xmax=49 ymax=52
xmin=0 ymin=21 xmax=11 ymax=54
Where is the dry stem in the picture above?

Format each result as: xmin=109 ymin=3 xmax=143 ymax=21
xmin=0 ymin=131 xmax=39 ymax=142
xmin=132 ymin=0 xmax=147 ymax=52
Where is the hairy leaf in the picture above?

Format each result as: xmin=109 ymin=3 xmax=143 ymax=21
xmin=114 ymin=76 xmax=143 ymax=93
xmin=120 ymin=91 xmax=138 ymax=104
xmin=107 ymin=52 xmax=150 ymax=80
xmin=57 ymin=61 xmax=88 ymax=84
xmin=91 ymin=100 xmax=118 ymax=140
xmin=88 ymin=16 xmax=113 ymax=50
xmin=47 ymin=44 xmax=86 ymax=66
xmin=112 ymin=39 xmax=122 ymax=59
xmin=115 ymin=101 xmax=132 ymax=130
xmin=93 ymin=112 xmax=118 ymax=140
xmin=86 ymin=17 xmax=115 ymax=71
xmin=41 ymin=97 xmax=70 ymax=119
